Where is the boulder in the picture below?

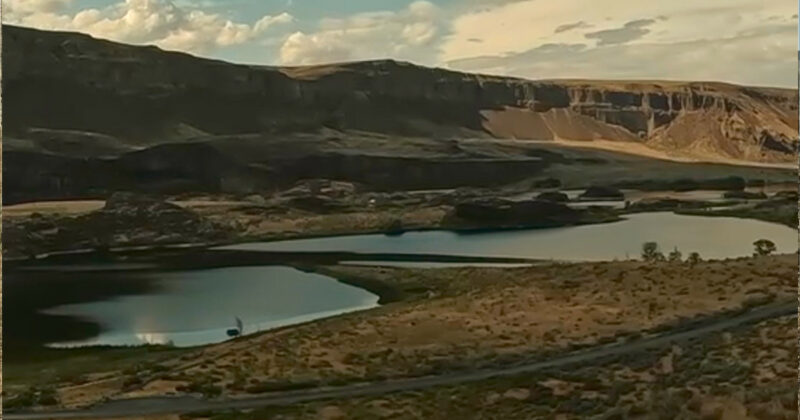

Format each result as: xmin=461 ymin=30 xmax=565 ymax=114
xmin=536 ymin=191 xmax=569 ymax=203
xmin=454 ymin=198 xmax=581 ymax=227
xmin=772 ymin=190 xmax=798 ymax=201
xmin=579 ymin=186 xmax=625 ymax=200
xmin=282 ymin=179 xmax=361 ymax=198
xmin=722 ymin=191 xmax=767 ymax=200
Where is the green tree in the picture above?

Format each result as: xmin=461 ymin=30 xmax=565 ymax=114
xmin=642 ymin=242 xmax=665 ymax=262
xmin=668 ymin=247 xmax=682 ymax=263
xmin=753 ymin=239 xmax=776 ymax=257
xmin=687 ymin=252 xmax=701 ymax=266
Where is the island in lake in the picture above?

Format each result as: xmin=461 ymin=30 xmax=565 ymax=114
xmin=1 ymin=19 xmax=797 ymax=420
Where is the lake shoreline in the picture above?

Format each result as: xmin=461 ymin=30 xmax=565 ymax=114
xmin=6 ymin=204 xmax=795 ymax=266
xmin=4 ymin=254 xmax=796 ymax=412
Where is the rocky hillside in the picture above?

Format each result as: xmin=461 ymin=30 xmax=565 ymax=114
xmin=4 ymin=25 xmax=798 ymax=165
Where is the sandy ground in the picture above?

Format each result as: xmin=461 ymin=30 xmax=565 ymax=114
xmin=3 ymin=200 xmax=107 ymax=217
xmin=530 ymin=139 xmax=798 ymax=169
xmin=34 ymin=254 xmax=795 ymax=409
xmin=201 ymin=206 xmax=450 ymax=239
xmin=2 ymin=199 xmax=249 ymax=218
xmin=2 ymin=197 xmax=450 ymax=244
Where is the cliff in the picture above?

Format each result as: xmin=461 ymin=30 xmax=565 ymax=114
xmin=3 ymin=24 xmax=797 ymax=165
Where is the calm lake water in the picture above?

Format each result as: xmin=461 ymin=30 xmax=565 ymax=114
xmin=38 ymin=266 xmax=378 ymax=348
xmin=218 ymin=213 xmax=797 ymax=262
xmin=11 ymin=212 xmax=796 ymax=349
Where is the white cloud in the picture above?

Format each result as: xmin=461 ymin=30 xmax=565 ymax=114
xmin=441 ymin=0 xmax=797 ymax=87
xmin=448 ymin=23 xmax=796 ymax=87
xmin=4 ymin=0 xmax=796 ymax=87
xmin=279 ymin=1 xmax=443 ymax=65
xmin=3 ymin=0 xmax=294 ymax=54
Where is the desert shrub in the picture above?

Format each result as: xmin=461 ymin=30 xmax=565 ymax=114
xmin=178 ymin=379 xmax=223 ymax=398
xmin=3 ymin=390 xmax=37 ymax=410
xmin=752 ymin=239 xmax=776 ymax=256
xmin=2 ymin=387 xmax=59 ymax=410
xmin=642 ymin=242 xmax=665 ymax=262
xmin=668 ymin=247 xmax=683 ymax=263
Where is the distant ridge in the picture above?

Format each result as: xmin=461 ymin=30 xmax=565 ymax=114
xmin=3 ymin=24 xmax=798 ymax=166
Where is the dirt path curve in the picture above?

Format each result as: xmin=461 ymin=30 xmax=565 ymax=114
xmin=6 ymin=302 xmax=796 ymax=420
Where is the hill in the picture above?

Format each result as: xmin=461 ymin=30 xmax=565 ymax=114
xmin=2 ymin=25 xmax=797 ymax=203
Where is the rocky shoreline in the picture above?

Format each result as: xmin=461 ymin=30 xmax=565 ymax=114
xmin=6 ymin=178 xmax=796 ymax=260
xmin=3 ymin=184 xmax=620 ymax=260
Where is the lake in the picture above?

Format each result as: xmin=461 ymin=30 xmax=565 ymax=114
xmin=7 ymin=266 xmax=378 ymax=348
xmin=217 ymin=212 xmax=797 ymax=262
xmin=8 ymin=212 xmax=796 ymax=349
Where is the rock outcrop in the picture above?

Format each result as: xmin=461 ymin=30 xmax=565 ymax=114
xmin=452 ymin=198 xmax=603 ymax=228
xmin=579 ymin=186 xmax=625 ymax=201
xmin=536 ymin=191 xmax=570 ymax=203
xmin=3 ymin=25 xmax=797 ymax=165
xmin=3 ymin=193 xmax=231 ymax=258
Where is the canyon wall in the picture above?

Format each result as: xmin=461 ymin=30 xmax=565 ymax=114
xmin=3 ymin=25 xmax=798 ymax=203
xmin=4 ymin=25 xmax=797 ymax=164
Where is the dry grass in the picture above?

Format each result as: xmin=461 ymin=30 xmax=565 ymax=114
xmin=198 ymin=205 xmax=449 ymax=239
xmin=3 ymin=200 xmax=106 ymax=218
xmin=199 ymin=315 xmax=799 ymax=419
xmin=31 ymin=254 xmax=795 ymax=409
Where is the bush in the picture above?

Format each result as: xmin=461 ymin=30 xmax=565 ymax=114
xmin=178 ymin=379 xmax=223 ymax=398
xmin=668 ymin=247 xmax=683 ymax=263
xmin=642 ymin=242 xmax=665 ymax=262
xmin=753 ymin=239 xmax=776 ymax=256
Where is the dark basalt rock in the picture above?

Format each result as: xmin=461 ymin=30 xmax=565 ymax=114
xmin=579 ymin=186 xmax=625 ymax=200
xmin=772 ymin=190 xmax=798 ymax=201
xmin=453 ymin=198 xmax=582 ymax=227
xmin=626 ymin=198 xmax=713 ymax=212
xmin=722 ymin=191 xmax=767 ymax=200
xmin=536 ymin=191 xmax=570 ymax=203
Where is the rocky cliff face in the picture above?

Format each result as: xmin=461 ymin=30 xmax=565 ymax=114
xmin=4 ymin=24 xmax=797 ymax=165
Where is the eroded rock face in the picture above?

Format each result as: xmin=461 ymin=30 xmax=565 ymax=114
xmin=3 ymin=25 xmax=797 ymax=164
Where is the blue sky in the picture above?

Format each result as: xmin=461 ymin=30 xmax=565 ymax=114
xmin=5 ymin=0 xmax=798 ymax=87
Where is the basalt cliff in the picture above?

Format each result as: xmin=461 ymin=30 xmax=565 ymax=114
xmin=3 ymin=25 xmax=797 ymax=203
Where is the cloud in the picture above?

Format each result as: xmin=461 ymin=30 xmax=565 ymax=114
xmin=4 ymin=0 xmax=796 ymax=87
xmin=441 ymin=0 xmax=797 ymax=87
xmin=584 ymin=19 xmax=656 ymax=46
xmin=2 ymin=0 xmax=294 ymax=54
xmin=279 ymin=1 xmax=443 ymax=65
xmin=554 ymin=21 xmax=592 ymax=34
xmin=447 ymin=22 xmax=796 ymax=87
xmin=5 ymin=0 xmax=72 ymax=15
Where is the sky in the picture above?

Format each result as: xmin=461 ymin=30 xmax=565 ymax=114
xmin=3 ymin=0 xmax=798 ymax=87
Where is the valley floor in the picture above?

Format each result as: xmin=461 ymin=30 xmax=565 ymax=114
xmin=3 ymin=254 xmax=796 ymax=419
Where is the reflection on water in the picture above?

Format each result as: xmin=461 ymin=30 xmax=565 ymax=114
xmin=42 ymin=266 xmax=378 ymax=348
xmin=20 ymin=211 xmax=798 ymax=349
xmin=219 ymin=213 xmax=797 ymax=262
